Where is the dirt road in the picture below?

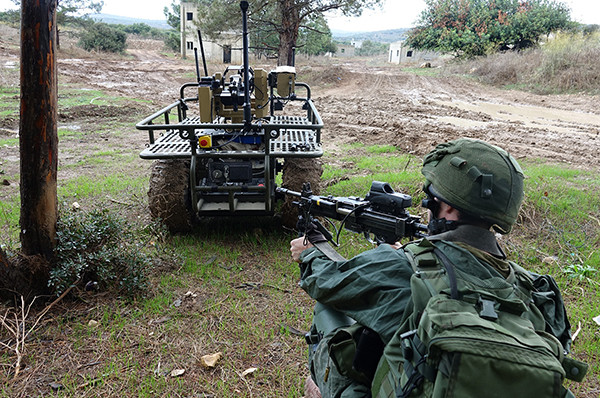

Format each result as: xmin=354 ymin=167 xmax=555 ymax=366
xmin=312 ymin=62 xmax=600 ymax=168
xmin=88 ymin=49 xmax=600 ymax=168
xmin=2 ymin=32 xmax=600 ymax=174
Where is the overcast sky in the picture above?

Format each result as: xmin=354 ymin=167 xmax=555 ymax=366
xmin=0 ymin=0 xmax=598 ymax=31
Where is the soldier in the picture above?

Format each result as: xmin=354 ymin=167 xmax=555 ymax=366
xmin=291 ymin=138 xmax=577 ymax=398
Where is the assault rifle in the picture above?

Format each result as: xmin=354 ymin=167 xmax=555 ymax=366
xmin=277 ymin=181 xmax=428 ymax=246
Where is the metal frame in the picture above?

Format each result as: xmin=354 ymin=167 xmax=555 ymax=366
xmin=136 ymin=83 xmax=323 ymax=217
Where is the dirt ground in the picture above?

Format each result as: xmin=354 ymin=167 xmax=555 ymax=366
xmin=2 ymin=26 xmax=599 ymax=180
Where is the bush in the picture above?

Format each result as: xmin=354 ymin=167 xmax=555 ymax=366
xmin=537 ymin=32 xmax=600 ymax=93
xmin=78 ymin=22 xmax=127 ymax=53
xmin=443 ymin=32 xmax=600 ymax=94
xmin=163 ymin=30 xmax=180 ymax=53
xmin=0 ymin=10 xmax=19 ymax=26
xmin=49 ymin=208 xmax=150 ymax=297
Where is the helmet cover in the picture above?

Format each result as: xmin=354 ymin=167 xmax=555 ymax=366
xmin=421 ymin=138 xmax=524 ymax=233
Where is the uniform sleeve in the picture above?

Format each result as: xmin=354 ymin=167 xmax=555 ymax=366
xmin=298 ymin=244 xmax=414 ymax=343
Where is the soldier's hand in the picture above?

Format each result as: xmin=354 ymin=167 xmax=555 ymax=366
xmin=290 ymin=236 xmax=313 ymax=263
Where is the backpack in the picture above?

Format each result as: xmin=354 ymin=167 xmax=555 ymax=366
xmin=372 ymin=238 xmax=587 ymax=398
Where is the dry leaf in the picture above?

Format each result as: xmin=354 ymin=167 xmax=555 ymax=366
xmin=200 ymin=352 xmax=222 ymax=368
xmin=88 ymin=319 xmax=99 ymax=327
xmin=242 ymin=367 xmax=257 ymax=377
xmin=170 ymin=368 xmax=185 ymax=377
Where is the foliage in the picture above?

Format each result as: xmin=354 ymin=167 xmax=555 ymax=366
xmin=0 ymin=9 xmax=19 ymax=26
xmin=163 ymin=30 xmax=181 ymax=52
xmin=408 ymin=0 xmax=574 ymax=58
xmin=170 ymin=0 xmax=383 ymax=64
xmin=49 ymin=208 xmax=150 ymax=297
xmin=444 ymin=31 xmax=600 ymax=94
xmin=297 ymin=15 xmax=337 ymax=56
xmin=117 ymin=22 xmax=166 ymax=39
xmin=163 ymin=1 xmax=182 ymax=52
xmin=356 ymin=40 xmax=388 ymax=56
xmin=164 ymin=0 xmax=181 ymax=31
xmin=9 ymin=0 xmax=103 ymax=26
xmin=78 ymin=22 xmax=127 ymax=53
xmin=581 ymin=24 xmax=599 ymax=36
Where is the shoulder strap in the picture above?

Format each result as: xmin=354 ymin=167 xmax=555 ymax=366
xmin=432 ymin=246 xmax=459 ymax=300
xmin=404 ymin=239 xmax=459 ymax=300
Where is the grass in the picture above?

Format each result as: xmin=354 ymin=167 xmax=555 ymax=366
xmin=0 ymin=86 xmax=19 ymax=119
xmin=444 ymin=32 xmax=600 ymax=95
xmin=6 ymin=146 xmax=597 ymax=397
xmin=2 ymin=128 xmax=596 ymax=396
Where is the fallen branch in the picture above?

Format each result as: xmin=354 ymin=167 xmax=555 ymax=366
xmin=0 ymin=285 xmax=74 ymax=379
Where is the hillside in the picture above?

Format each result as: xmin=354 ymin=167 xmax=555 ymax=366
xmin=332 ymin=28 xmax=409 ymax=43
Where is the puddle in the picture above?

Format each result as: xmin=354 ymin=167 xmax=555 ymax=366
xmin=435 ymin=116 xmax=492 ymax=129
xmin=435 ymin=99 xmax=600 ymax=134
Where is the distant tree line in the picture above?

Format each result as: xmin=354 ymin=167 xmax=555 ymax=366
xmin=163 ymin=0 xmax=381 ymax=65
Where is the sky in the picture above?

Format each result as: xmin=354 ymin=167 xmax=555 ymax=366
xmin=0 ymin=0 xmax=598 ymax=31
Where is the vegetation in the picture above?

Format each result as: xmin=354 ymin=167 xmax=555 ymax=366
xmin=356 ymin=40 xmax=388 ymax=56
xmin=0 ymin=9 xmax=18 ymax=26
xmin=78 ymin=22 xmax=128 ymax=53
xmin=1 ymin=138 xmax=598 ymax=395
xmin=50 ymin=208 xmax=150 ymax=297
xmin=164 ymin=0 xmax=383 ymax=65
xmin=408 ymin=0 xmax=574 ymax=58
xmin=445 ymin=32 xmax=600 ymax=94
xmin=0 ymin=19 xmax=598 ymax=396
xmin=115 ymin=22 xmax=167 ymax=39
xmin=297 ymin=15 xmax=337 ymax=56
xmin=162 ymin=0 xmax=182 ymax=52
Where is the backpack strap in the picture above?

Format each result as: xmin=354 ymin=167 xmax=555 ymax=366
xmin=404 ymin=239 xmax=459 ymax=300
xmin=432 ymin=247 xmax=459 ymax=300
xmin=398 ymin=239 xmax=462 ymax=397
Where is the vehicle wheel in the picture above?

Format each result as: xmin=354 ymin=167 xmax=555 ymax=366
xmin=280 ymin=157 xmax=323 ymax=229
xmin=147 ymin=159 xmax=195 ymax=233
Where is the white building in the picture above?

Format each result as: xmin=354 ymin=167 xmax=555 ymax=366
xmin=389 ymin=40 xmax=439 ymax=64
xmin=180 ymin=1 xmax=243 ymax=64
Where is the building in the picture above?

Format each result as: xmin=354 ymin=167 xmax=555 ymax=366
xmin=180 ymin=1 xmax=243 ymax=64
xmin=389 ymin=40 xmax=439 ymax=65
xmin=335 ymin=44 xmax=356 ymax=57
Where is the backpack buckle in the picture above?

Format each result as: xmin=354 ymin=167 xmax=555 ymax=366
xmin=478 ymin=296 xmax=499 ymax=321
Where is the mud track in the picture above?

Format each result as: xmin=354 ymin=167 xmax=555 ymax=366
xmin=313 ymin=63 xmax=600 ymax=168
xmin=1 ymin=32 xmax=599 ymax=183
xmin=54 ymin=48 xmax=600 ymax=169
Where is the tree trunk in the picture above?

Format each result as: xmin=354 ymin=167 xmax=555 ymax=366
xmin=277 ymin=0 xmax=300 ymax=66
xmin=19 ymin=0 xmax=58 ymax=262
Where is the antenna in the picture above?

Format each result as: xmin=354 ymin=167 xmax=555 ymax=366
xmin=240 ymin=1 xmax=252 ymax=129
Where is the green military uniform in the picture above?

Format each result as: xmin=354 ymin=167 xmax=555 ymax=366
xmin=299 ymin=225 xmax=573 ymax=398
xmin=298 ymin=139 xmax=581 ymax=397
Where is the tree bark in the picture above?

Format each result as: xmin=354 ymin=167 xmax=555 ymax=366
xmin=19 ymin=0 xmax=59 ymax=262
xmin=277 ymin=0 xmax=300 ymax=66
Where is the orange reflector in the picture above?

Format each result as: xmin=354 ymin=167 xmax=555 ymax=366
xmin=198 ymin=135 xmax=212 ymax=148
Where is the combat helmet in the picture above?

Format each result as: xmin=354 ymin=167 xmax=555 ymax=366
xmin=421 ymin=138 xmax=524 ymax=234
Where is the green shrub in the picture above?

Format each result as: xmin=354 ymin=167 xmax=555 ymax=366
xmin=78 ymin=23 xmax=127 ymax=53
xmin=49 ymin=208 xmax=150 ymax=297
xmin=163 ymin=30 xmax=180 ymax=53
